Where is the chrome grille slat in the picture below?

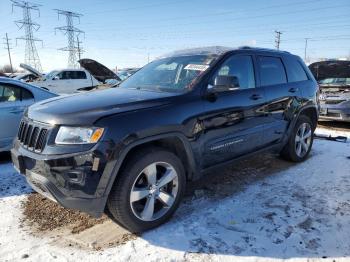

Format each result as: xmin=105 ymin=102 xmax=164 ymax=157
xmin=17 ymin=120 xmax=49 ymax=152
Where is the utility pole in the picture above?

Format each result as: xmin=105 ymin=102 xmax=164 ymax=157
xmin=55 ymin=9 xmax=84 ymax=68
xmin=76 ymin=36 xmax=83 ymax=62
xmin=304 ymin=38 xmax=310 ymax=62
xmin=275 ymin=30 xmax=283 ymax=50
xmin=11 ymin=0 xmax=42 ymax=72
xmin=3 ymin=33 xmax=14 ymax=73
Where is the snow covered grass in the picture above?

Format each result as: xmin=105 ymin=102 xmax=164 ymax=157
xmin=0 ymin=127 xmax=349 ymax=261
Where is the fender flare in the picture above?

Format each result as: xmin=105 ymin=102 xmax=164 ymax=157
xmin=282 ymin=104 xmax=319 ymax=145
xmin=100 ymin=132 xmax=198 ymax=202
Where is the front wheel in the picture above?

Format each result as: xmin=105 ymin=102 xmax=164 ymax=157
xmin=280 ymin=115 xmax=314 ymax=162
xmin=107 ymin=147 xmax=186 ymax=232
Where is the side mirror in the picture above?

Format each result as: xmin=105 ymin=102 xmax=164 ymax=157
xmin=209 ymin=75 xmax=240 ymax=93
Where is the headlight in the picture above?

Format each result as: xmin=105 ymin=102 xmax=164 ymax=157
xmin=55 ymin=126 xmax=104 ymax=145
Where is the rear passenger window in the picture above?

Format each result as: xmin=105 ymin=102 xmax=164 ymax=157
xmin=285 ymin=58 xmax=308 ymax=82
xmin=258 ymin=56 xmax=287 ymax=86
xmin=74 ymin=71 xmax=87 ymax=79
xmin=22 ymin=88 xmax=34 ymax=100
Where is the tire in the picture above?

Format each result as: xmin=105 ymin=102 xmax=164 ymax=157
xmin=107 ymin=147 xmax=186 ymax=232
xmin=280 ymin=115 xmax=314 ymax=162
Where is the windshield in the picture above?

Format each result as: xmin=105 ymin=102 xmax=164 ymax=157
xmin=119 ymin=55 xmax=216 ymax=92
xmin=319 ymin=78 xmax=350 ymax=85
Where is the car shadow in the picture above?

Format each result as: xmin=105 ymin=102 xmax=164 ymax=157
xmin=137 ymin=148 xmax=350 ymax=259
xmin=318 ymin=120 xmax=350 ymax=131
xmin=0 ymin=152 xmax=32 ymax=198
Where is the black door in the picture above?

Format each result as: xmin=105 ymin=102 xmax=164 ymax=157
xmin=257 ymin=55 xmax=304 ymax=146
xmin=199 ymin=54 xmax=268 ymax=168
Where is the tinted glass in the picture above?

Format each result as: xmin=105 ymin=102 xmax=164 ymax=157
xmin=285 ymin=58 xmax=308 ymax=82
xmin=214 ymin=55 xmax=255 ymax=89
xmin=74 ymin=71 xmax=87 ymax=79
xmin=0 ymin=84 xmax=21 ymax=102
xmin=56 ymin=71 xmax=68 ymax=79
xmin=259 ymin=56 xmax=287 ymax=86
xmin=22 ymin=88 xmax=34 ymax=100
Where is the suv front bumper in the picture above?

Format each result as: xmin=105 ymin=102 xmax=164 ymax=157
xmin=11 ymin=141 xmax=112 ymax=217
xmin=319 ymin=103 xmax=350 ymax=122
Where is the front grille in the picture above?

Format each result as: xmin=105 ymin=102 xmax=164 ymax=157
xmin=327 ymin=112 xmax=341 ymax=118
xmin=18 ymin=120 xmax=49 ymax=152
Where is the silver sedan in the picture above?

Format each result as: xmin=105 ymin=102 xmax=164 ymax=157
xmin=0 ymin=77 xmax=57 ymax=152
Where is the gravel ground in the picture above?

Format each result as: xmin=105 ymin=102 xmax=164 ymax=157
xmin=21 ymin=193 xmax=108 ymax=233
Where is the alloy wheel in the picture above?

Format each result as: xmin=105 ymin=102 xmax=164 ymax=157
xmin=129 ymin=162 xmax=179 ymax=221
xmin=295 ymin=122 xmax=312 ymax=158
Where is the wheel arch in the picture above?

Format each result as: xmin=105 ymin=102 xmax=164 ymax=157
xmin=298 ymin=105 xmax=318 ymax=130
xmin=102 ymin=132 xmax=197 ymax=203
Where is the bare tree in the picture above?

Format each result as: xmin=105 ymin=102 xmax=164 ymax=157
xmin=0 ymin=64 xmax=18 ymax=73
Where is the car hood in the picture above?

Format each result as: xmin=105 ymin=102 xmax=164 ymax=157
xmin=20 ymin=63 xmax=43 ymax=78
xmin=78 ymin=58 xmax=121 ymax=83
xmin=308 ymin=60 xmax=350 ymax=81
xmin=26 ymin=87 xmax=179 ymax=125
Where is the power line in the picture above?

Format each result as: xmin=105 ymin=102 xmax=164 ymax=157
xmin=11 ymin=0 xmax=42 ymax=71
xmin=83 ymin=3 xmax=350 ymax=33
xmin=54 ymin=9 xmax=84 ymax=68
xmin=3 ymin=33 xmax=14 ymax=73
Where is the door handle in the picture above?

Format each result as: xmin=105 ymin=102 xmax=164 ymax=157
xmin=289 ymin=87 xmax=299 ymax=93
xmin=9 ymin=110 xmax=23 ymax=114
xmin=250 ymin=94 xmax=263 ymax=100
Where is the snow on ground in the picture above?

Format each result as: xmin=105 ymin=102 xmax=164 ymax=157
xmin=0 ymin=127 xmax=350 ymax=262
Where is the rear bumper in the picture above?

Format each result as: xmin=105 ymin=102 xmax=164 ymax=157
xmin=11 ymin=140 xmax=114 ymax=217
xmin=319 ymin=103 xmax=350 ymax=122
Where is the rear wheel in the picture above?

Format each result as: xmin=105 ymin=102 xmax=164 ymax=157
xmin=281 ymin=115 xmax=314 ymax=162
xmin=107 ymin=147 xmax=186 ymax=232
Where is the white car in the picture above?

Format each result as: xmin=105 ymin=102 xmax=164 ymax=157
xmin=20 ymin=60 xmax=121 ymax=94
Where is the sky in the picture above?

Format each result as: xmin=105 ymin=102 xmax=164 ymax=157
xmin=0 ymin=0 xmax=349 ymax=72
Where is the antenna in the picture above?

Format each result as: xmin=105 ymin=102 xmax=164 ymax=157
xmin=11 ymin=0 xmax=43 ymax=72
xmin=54 ymin=9 xmax=84 ymax=68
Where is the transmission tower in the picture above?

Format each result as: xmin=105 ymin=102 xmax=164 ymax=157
xmin=55 ymin=9 xmax=84 ymax=68
xmin=274 ymin=30 xmax=283 ymax=50
xmin=11 ymin=0 xmax=42 ymax=72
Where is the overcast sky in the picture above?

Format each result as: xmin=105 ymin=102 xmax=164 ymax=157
xmin=0 ymin=0 xmax=349 ymax=72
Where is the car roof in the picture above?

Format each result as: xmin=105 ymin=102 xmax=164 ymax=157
xmin=0 ymin=77 xmax=57 ymax=94
xmin=160 ymin=46 xmax=291 ymax=58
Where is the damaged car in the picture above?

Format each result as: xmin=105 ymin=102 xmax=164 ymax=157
xmin=309 ymin=60 xmax=350 ymax=122
xmin=11 ymin=46 xmax=319 ymax=232
xmin=20 ymin=59 xmax=121 ymax=94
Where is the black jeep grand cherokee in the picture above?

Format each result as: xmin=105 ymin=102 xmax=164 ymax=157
xmin=12 ymin=47 xmax=319 ymax=232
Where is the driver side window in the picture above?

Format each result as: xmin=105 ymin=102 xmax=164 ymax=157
xmin=213 ymin=55 xmax=255 ymax=89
